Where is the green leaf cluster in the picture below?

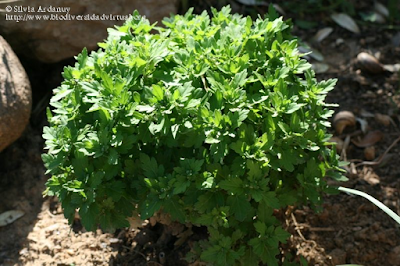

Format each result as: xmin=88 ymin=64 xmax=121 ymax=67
xmin=43 ymin=6 xmax=345 ymax=265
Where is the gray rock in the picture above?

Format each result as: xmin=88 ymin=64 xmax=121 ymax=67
xmin=0 ymin=0 xmax=178 ymax=63
xmin=0 ymin=36 xmax=32 ymax=152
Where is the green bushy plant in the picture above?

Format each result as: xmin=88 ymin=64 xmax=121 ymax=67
xmin=43 ymin=6 xmax=345 ymax=265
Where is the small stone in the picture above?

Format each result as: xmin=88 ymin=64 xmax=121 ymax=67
xmin=54 ymin=245 xmax=62 ymax=252
xmin=109 ymin=238 xmax=120 ymax=244
xmin=356 ymin=52 xmax=384 ymax=74
xmin=67 ymin=249 xmax=74 ymax=256
xmin=19 ymin=248 xmax=29 ymax=256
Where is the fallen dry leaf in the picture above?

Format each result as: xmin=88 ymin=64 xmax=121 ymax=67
xmin=352 ymin=130 xmax=384 ymax=148
xmin=127 ymin=214 xmax=145 ymax=230
xmin=374 ymin=113 xmax=391 ymax=127
xmin=371 ymin=11 xmax=386 ymax=24
xmin=356 ymin=117 xmax=369 ymax=134
xmin=0 ymin=210 xmax=24 ymax=227
xmin=334 ymin=111 xmax=356 ymax=134
xmin=331 ymin=13 xmax=360 ymax=34
xmin=312 ymin=62 xmax=329 ymax=73
xmin=364 ymin=146 xmax=376 ymax=160
xmin=374 ymin=1 xmax=389 ymax=17
xmin=298 ymin=44 xmax=324 ymax=61
xmin=360 ymin=109 xmax=375 ymax=118
xmin=272 ymin=4 xmax=286 ymax=15
xmin=312 ymin=27 xmax=333 ymax=43
xmin=236 ymin=0 xmax=267 ymax=6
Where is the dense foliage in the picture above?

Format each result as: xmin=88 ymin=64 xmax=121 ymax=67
xmin=43 ymin=6 xmax=344 ymax=265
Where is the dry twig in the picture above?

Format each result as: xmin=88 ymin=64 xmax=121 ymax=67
xmin=291 ymin=213 xmax=306 ymax=241
xmin=355 ymin=135 xmax=400 ymax=167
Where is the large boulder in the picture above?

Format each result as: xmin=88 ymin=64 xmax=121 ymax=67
xmin=0 ymin=0 xmax=179 ymax=63
xmin=0 ymin=36 xmax=32 ymax=152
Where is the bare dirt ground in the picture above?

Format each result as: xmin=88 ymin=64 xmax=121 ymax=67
xmin=1 ymin=1 xmax=400 ymax=265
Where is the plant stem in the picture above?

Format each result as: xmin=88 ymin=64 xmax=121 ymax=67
xmin=338 ymin=186 xmax=400 ymax=226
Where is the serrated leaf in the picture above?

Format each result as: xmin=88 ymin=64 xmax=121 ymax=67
xmin=219 ymin=178 xmax=244 ymax=194
xmin=107 ymin=181 xmax=125 ymax=201
xmin=173 ymin=179 xmax=190 ymax=195
xmin=254 ymin=221 xmax=267 ymax=235
xmin=164 ymin=199 xmax=185 ymax=222
xmin=227 ymin=195 xmax=252 ymax=222
xmin=248 ymin=237 xmax=279 ymax=266
xmin=140 ymin=195 xmax=162 ymax=220
xmin=79 ymin=203 xmax=99 ymax=231
xmin=195 ymin=192 xmax=225 ymax=213
xmin=140 ymin=153 xmax=161 ymax=179
xmin=42 ymin=126 xmax=55 ymax=140
xmin=262 ymin=191 xmax=280 ymax=209
xmin=273 ymin=226 xmax=290 ymax=243
xmin=201 ymin=245 xmax=221 ymax=263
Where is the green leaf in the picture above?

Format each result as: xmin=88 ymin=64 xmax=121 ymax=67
xmin=107 ymin=181 xmax=125 ymax=201
xmin=42 ymin=126 xmax=56 ymax=140
xmin=140 ymin=153 xmax=162 ymax=179
xmin=108 ymin=148 xmax=119 ymax=165
xmin=201 ymin=245 xmax=221 ymax=263
xmin=164 ymin=199 xmax=185 ymax=222
xmin=247 ymin=160 xmax=263 ymax=179
xmin=100 ymin=70 xmax=113 ymax=92
xmin=79 ymin=203 xmax=100 ymax=231
xmin=254 ymin=221 xmax=266 ymax=235
xmin=51 ymin=86 xmax=73 ymax=102
xmin=285 ymin=103 xmax=306 ymax=114
xmin=273 ymin=226 xmax=290 ymax=244
xmin=173 ymin=177 xmax=190 ymax=195
xmin=140 ymin=195 xmax=162 ymax=219
xmin=257 ymin=204 xmax=277 ymax=224
xmin=149 ymin=118 xmax=165 ymax=135
xmin=231 ymin=69 xmax=247 ymax=87
xmin=171 ymin=124 xmax=180 ymax=139
xmin=195 ymin=192 xmax=225 ymax=213
xmin=262 ymin=191 xmax=280 ymax=209
xmin=248 ymin=237 xmax=279 ymax=266
xmin=152 ymin=84 xmax=164 ymax=101
xmin=227 ymin=195 xmax=252 ymax=222
xmin=76 ymin=47 xmax=88 ymax=70
xmin=219 ymin=177 xmax=244 ymax=194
